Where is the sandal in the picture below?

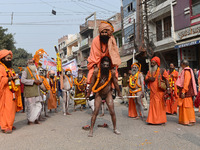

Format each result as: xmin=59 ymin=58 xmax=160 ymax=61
xmin=97 ymin=123 xmax=108 ymax=128
xmin=82 ymin=125 xmax=90 ymax=130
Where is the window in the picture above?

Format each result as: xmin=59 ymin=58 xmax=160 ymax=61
xmin=156 ymin=0 xmax=167 ymax=6
xmin=127 ymin=3 xmax=133 ymax=13
xmin=164 ymin=16 xmax=171 ymax=38
xmin=156 ymin=20 xmax=162 ymax=41
xmin=192 ymin=0 xmax=200 ymax=16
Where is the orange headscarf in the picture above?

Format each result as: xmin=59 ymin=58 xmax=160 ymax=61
xmin=98 ymin=21 xmax=121 ymax=66
xmin=65 ymin=68 xmax=72 ymax=73
xmin=0 ymin=49 xmax=13 ymax=60
xmin=131 ymin=63 xmax=141 ymax=71
xmin=151 ymin=56 xmax=160 ymax=67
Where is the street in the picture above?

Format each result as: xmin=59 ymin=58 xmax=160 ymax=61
xmin=1 ymin=99 xmax=200 ymax=150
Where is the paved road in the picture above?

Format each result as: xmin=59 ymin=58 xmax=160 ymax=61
xmin=1 ymin=99 xmax=200 ymax=150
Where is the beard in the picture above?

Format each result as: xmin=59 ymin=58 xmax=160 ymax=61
xmin=169 ymin=68 xmax=174 ymax=73
xmin=101 ymin=67 xmax=109 ymax=76
xmin=1 ymin=60 xmax=12 ymax=68
xmin=150 ymin=65 xmax=158 ymax=74
xmin=28 ymin=64 xmax=37 ymax=72
xmin=100 ymin=35 xmax=110 ymax=44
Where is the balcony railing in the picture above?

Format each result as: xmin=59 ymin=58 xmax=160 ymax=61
xmin=72 ymin=46 xmax=79 ymax=53
xmin=150 ymin=30 xmax=172 ymax=42
xmin=80 ymin=38 xmax=89 ymax=47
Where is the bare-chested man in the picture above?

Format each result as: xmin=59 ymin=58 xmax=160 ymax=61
xmin=38 ymin=67 xmax=50 ymax=118
xmin=62 ymin=69 xmax=73 ymax=115
xmin=128 ymin=63 xmax=145 ymax=120
xmin=86 ymin=56 xmax=122 ymax=137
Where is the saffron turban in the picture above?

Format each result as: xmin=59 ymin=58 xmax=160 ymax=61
xmin=65 ymin=68 xmax=72 ymax=72
xmin=98 ymin=21 xmax=114 ymax=33
xmin=0 ymin=49 xmax=13 ymax=60
xmin=151 ymin=56 xmax=160 ymax=67
xmin=131 ymin=63 xmax=141 ymax=71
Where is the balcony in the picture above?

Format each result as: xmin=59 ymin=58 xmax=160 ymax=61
xmin=72 ymin=46 xmax=79 ymax=53
xmin=66 ymin=34 xmax=79 ymax=46
xmin=150 ymin=30 xmax=175 ymax=52
xmin=148 ymin=0 xmax=171 ymax=21
xmin=80 ymin=38 xmax=89 ymax=48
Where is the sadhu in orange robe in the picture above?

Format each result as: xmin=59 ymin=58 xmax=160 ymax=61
xmin=87 ymin=21 xmax=121 ymax=83
xmin=0 ymin=50 xmax=16 ymax=131
xmin=48 ymin=78 xmax=57 ymax=110
xmin=177 ymin=69 xmax=196 ymax=125
xmin=166 ymin=70 xmax=179 ymax=114
xmin=145 ymin=69 xmax=168 ymax=124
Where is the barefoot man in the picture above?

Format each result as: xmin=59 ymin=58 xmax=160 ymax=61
xmin=0 ymin=49 xmax=18 ymax=133
xmin=128 ymin=63 xmax=145 ymax=120
xmin=62 ymin=69 xmax=73 ymax=115
xmin=21 ymin=59 xmax=43 ymax=125
xmin=74 ymin=68 xmax=87 ymax=111
xmin=86 ymin=56 xmax=122 ymax=137
xmin=48 ymin=70 xmax=57 ymax=113
xmin=38 ymin=67 xmax=50 ymax=118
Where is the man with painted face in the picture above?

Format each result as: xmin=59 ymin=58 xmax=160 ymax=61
xmin=74 ymin=68 xmax=87 ymax=111
xmin=176 ymin=60 xmax=197 ymax=126
xmin=87 ymin=21 xmax=121 ymax=84
xmin=0 ymin=49 xmax=18 ymax=133
xmin=38 ymin=67 xmax=50 ymax=118
xmin=128 ymin=63 xmax=145 ymax=120
xmin=145 ymin=56 xmax=170 ymax=125
xmin=86 ymin=56 xmax=122 ymax=137
xmin=166 ymin=63 xmax=179 ymax=115
xmin=21 ymin=58 xmax=43 ymax=125
xmin=62 ymin=69 xmax=73 ymax=115
xmin=48 ymin=70 xmax=57 ymax=113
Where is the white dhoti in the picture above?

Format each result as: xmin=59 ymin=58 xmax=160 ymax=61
xmin=25 ymin=96 xmax=42 ymax=122
xmin=62 ymin=90 xmax=70 ymax=113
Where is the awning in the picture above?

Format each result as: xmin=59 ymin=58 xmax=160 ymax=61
xmin=118 ymin=55 xmax=133 ymax=68
xmin=175 ymin=37 xmax=200 ymax=49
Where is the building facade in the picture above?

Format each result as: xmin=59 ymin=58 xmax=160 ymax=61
xmin=173 ymin=0 xmax=200 ymax=68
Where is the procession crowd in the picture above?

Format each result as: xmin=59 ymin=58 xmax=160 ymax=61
xmin=0 ymin=21 xmax=199 ymax=137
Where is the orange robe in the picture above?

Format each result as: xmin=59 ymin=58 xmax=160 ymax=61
xmin=15 ymin=85 xmax=23 ymax=112
xmin=0 ymin=66 xmax=16 ymax=131
xmin=166 ymin=70 xmax=179 ymax=114
xmin=87 ymin=36 xmax=119 ymax=83
xmin=48 ymin=79 xmax=57 ymax=110
xmin=128 ymin=93 xmax=138 ymax=118
xmin=178 ymin=70 xmax=196 ymax=125
xmin=145 ymin=70 xmax=168 ymax=124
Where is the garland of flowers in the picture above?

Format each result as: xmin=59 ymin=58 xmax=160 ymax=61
xmin=65 ymin=75 xmax=73 ymax=88
xmin=50 ymin=77 xmax=57 ymax=94
xmin=129 ymin=88 xmax=142 ymax=95
xmin=27 ymin=67 xmax=39 ymax=80
xmin=0 ymin=62 xmax=18 ymax=97
xmin=169 ymin=70 xmax=175 ymax=91
xmin=39 ymin=75 xmax=51 ymax=91
xmin=74 ymin=76 xmax=86 ymax=91
xmin=129 ymin=71 xmax=141 ymax=89
xmin=151 ymin=67 xmax=160 ymax=78
xmin=92 ymin=69 xmax=112 ymax=93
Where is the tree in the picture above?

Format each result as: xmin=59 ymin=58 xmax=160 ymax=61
xmin=0 ymin=26 xmax=32 ymax=72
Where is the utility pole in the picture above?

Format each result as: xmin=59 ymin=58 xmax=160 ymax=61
xmin=120 ymin=0 xmax=125 ymax=45
xmin=144 ymin=0 xmax=150 ymax=53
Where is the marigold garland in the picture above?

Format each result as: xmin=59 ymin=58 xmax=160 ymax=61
xmin=151 ymin=67 xmax=160 ymax=78
xmin=92 ymin=69 xmax=112 ymax=93
xmin=129 ymin=71 xmax=141 ymax=89
xmin=50 ymin=77 xmax=57 ymax=94
xmin=169 ymin=70 xmax=175 ymax=91
xmin=74 ymin=76 xmax=86 ymax=91
xmin=39 ymin=75 xmax=51 ymax=91
xmin=65 ymin=75 xmax=73 ymax=88
xmin=27 ymin=67 xmax=39 ymax=80
xmin=0 ymin=61 xmax=18 ymax=99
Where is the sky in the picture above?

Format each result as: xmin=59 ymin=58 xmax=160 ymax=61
xmin=0 ymin=0 xmax=121 ymax=57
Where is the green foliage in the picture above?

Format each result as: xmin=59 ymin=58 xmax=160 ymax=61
xmin=0 ymin=26 xmax=32 ymax=72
